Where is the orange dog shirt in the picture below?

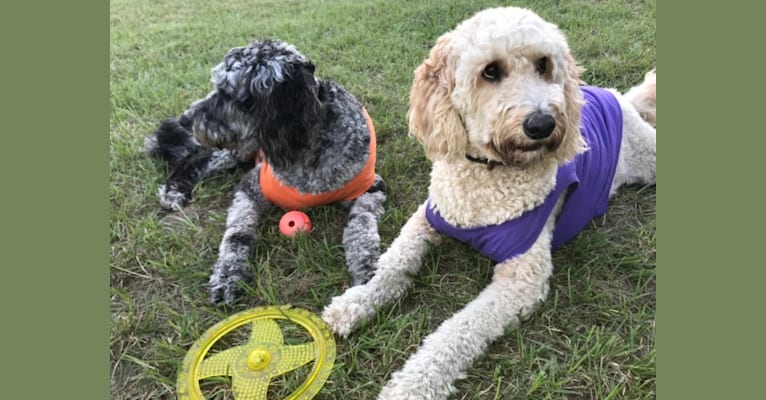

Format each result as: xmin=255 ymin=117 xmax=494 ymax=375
xmin=259 ymin=108 xmax=377 ymax=210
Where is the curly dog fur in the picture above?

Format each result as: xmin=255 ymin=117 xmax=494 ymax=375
xmin=321 ymin=7 xmax=656 ymax=399
xmin=145 ymin=39 xmax=386 ymax=305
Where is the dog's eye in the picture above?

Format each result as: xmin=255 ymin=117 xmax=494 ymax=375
xmin=535 ymin=57 xmax=549 ymax=75
xmin=482 ymin=63 xmax=501 ymax=82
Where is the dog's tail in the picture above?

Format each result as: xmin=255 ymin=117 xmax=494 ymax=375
xmin=623 ymin=69 xmax=656 ymax=127
xmin=143 ymin=117 xmax=201 ymax=168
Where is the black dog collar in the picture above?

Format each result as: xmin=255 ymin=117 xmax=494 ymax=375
xmin=465 ymin=154 xmax=506 ymax=170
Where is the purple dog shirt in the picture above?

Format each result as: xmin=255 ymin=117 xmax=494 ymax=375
xmin=426 ymin=87 xmax=623 ymax=263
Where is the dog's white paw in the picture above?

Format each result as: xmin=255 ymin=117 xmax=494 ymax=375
xmin=378 ymin=376 xmax=456 ymax=400
xmin=378 ymin=385 xmax=427 ymax=400
xmin=378 ymin=358 xmax=463 ymax=400
xmin=321 ymin=285 xmax=375 ymax=338
xmin=378 ymin=378 xmax=452 ymax=400
xmin=377 ymin=388 xmax=427 ymax=400
xmin=158 ymin=184 xmax=188 ymax=211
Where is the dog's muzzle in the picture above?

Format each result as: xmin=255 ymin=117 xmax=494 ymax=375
xmin=522 ymin=112 xmax=556 ymax=140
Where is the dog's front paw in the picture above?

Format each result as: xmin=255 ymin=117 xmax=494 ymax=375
xmin=378 ymin=382 xmax=447 ymax=400
xmin=321 ymin=285 xmax=376 ymax=338
xmin=207 ymin=260 xmax=250 ymax=306
xmin=378 ymin=371 xmax=457 ymax=400
xmin=158 ymin=184 xmax=190 ymax=211
xmin=378 ymin=385 xmax=431 ymax=400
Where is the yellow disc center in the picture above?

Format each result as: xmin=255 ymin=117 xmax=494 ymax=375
xmin=247 ymin=348 xmax=272 ymax=371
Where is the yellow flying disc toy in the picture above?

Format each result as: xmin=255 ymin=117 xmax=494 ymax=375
xmin=177 ymin=306 xmax=336 ymax=400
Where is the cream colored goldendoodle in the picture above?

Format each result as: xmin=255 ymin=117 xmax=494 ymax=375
xmin=323 ymin=6 xmax=656 ymax=399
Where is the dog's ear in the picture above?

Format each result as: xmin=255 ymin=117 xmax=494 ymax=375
xmin=249 ymin=61 xmax=323 ymax=169
xmin=408 ymin=35 xmax=466 ymax=161
xmin=554 ymin=52 xmax=587 ymax=163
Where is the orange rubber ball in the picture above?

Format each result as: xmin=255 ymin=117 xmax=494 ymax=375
xmin=279 ymin=211 xmax=312 ymax=237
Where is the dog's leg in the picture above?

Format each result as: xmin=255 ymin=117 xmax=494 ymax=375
xmin=146 ymin=117 xmax=244 ymax=210
xmin=342 ymin=174 xmax=387 ymax=285
xmin=610 ymin=76 xmax=657 ymax=194
xmin=377 ymin=223 xmax=556 ymax=400
xmin=208 ymin=166 xmax=274 ymax=305
xmin=322 ymin=203 xmax=442 ymax=338
xmin=623 ymin=69 xmax=656 ymax=127
xmin=144 ymin=117 xmax=201 ymax=166
xmin=158 ymin=149 xmax=240 ymax=211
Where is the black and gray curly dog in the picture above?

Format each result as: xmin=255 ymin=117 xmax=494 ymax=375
xmin=145 ymin=39 xmax=386 ymax=305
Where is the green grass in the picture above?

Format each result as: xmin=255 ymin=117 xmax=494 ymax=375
xmin=110 ymin=0 xmax=656 ymax=398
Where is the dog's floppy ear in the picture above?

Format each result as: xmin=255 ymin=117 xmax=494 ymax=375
xmin=249 ymin=60 xmax=322 ymax=169
xmin=554 ymin=52 xmax=587 ymax=163
xmin=408 ymin=35 xmax=466 ymax=161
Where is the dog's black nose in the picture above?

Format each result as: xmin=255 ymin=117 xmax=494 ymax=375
xmin=523 ymin=112 xmax=556 ymax=140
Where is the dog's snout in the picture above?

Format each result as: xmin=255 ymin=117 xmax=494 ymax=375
xmin=522 ymin=112 xmax=556 ymax=140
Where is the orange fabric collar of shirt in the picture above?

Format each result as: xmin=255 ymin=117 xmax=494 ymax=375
xmin=259 ymin=108 xmax=377 ymax=210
